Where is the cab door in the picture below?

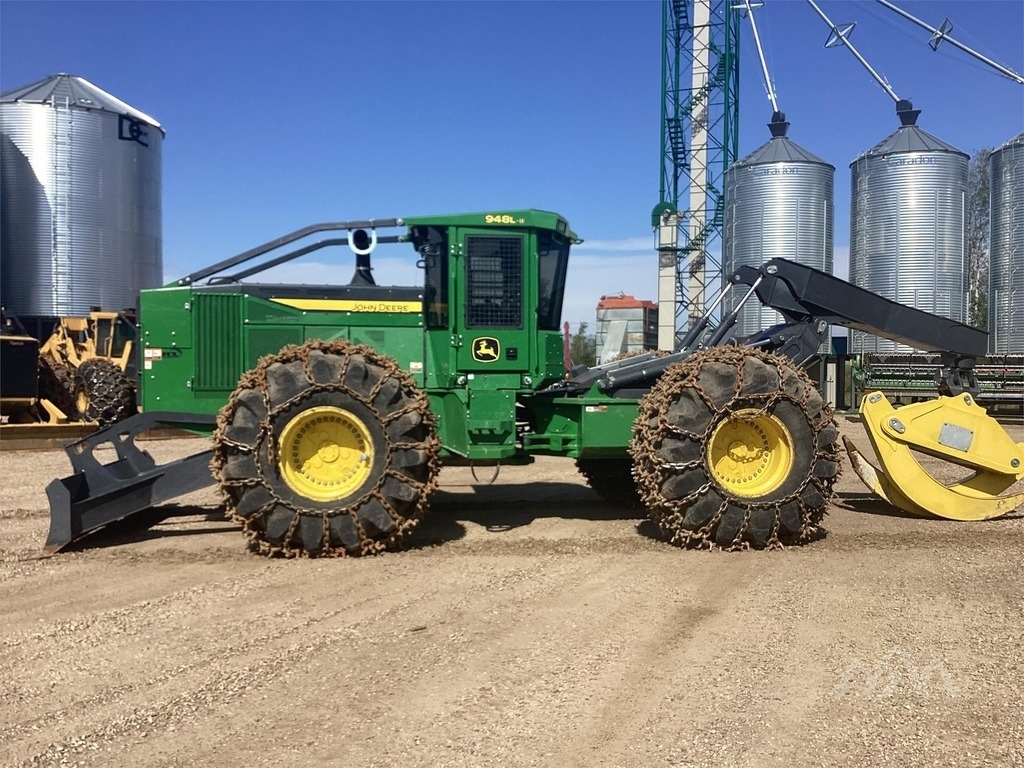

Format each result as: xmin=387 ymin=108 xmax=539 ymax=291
xmin=453 ymin=229 xmax=533 ymax=375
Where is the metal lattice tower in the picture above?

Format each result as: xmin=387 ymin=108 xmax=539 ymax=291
xmin=655 ymin=0 xmax=740 ymax=349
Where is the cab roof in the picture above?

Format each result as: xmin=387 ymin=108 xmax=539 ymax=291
xmin=403 ymin=209 xmax=578 ymax=242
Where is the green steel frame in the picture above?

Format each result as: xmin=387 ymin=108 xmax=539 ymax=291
xmin=658 ymin=0 xmax=741 ymax=341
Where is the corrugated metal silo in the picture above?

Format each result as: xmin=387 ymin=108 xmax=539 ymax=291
xmin=0 ymin=73 xmax=164 ymax=317
xmin=988 ymin=131 xmax=1024 ymax=355
xmin=723 ymin=115 xmax=835 ymax=343
xmin=848 ymin=108 xmax=968 ymax=354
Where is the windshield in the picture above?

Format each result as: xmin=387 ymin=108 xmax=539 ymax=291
xmin=536 ymin=232 xmax=570 ymax=330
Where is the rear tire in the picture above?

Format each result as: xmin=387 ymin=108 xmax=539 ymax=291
xmin=576 ymin=458 xmax=640 ymax=506
xmin=37 ymin=357 xmax=76 ymax=419
xmin=211 ymin=339 xmax=440 ymax=557
xmin=630 ymin=346 xmax=840 ymax=550
xmin=73 ymin=359 xmax=136 ymax=426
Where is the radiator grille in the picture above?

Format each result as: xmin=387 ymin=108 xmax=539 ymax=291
xmin=194 ymin=293 xmax=244 ymax=390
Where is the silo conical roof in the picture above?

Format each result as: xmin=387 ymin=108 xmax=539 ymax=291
xmin=732 ymin=135 xmax=833 ymax=168
xmin=0 ymin=73 xmax=163 ymax=133
xmin=997 ymin=131 xmax=1024 ymax=151
xmin=855 ymin=124 xmax=966 ymax=161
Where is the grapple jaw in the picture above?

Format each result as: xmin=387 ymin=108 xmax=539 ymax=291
xmin=844 ymin=392 xmax=1024 ymax=521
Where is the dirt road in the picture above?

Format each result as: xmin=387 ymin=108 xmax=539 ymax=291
xmin=1 ymin=420 xmax=1022 ymax=768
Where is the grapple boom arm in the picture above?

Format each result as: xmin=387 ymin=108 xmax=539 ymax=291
xmin=730 ymin=259 xmax=988 ymax=396
xmin=731 ymin=259 xmax=988 ymax=358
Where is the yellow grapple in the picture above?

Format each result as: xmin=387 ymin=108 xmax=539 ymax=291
xmin=845 ymin=391 xmax=1024 ymax=521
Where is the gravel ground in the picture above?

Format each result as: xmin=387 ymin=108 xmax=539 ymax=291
xmin=1 ymin=418 xmax=1022 ymax=768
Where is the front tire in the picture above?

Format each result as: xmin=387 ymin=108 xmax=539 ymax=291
xmin=630 ymin=346 xmax=840 ymax=550
xmin=73 ymin=359 xmax=136 ymax=425
xmin=211 ymin=340 xmax=440 ymax=557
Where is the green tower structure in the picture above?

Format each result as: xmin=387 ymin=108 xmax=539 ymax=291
xmin=654 ymin=0 xmax=740 ymax=349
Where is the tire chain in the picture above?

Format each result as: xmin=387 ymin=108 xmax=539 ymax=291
xmin=629 ymin=345 xmax=841 ymax=551
xmin=211 ymin=339 xmax=441 ymax=558
xmin=38 ymin=357 xmax=77 ymax=418
xmin=75 ymin=359 xmax=136 ymax=426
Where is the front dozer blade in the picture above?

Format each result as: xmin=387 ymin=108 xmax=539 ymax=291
xmin=44 ymin=412 xmax=217 ymax=553
xmin=845 ymin=392 xmax=1024 ymax=521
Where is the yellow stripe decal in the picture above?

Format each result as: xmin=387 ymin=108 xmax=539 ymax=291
xmin=270 ymin=298 xmax=422 ymax=313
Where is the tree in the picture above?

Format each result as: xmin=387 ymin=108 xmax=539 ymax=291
xmin=966 ymin=147 xmax=992 ymax=330
xmin=569 ymin=321 xmax=597 ymax=368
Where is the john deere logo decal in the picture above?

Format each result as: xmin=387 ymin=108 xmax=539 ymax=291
xmin=472 ymin=337 xmax=500 ymax=363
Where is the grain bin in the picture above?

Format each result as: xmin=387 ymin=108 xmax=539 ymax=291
xmin=848 ymin=106 xmax=968 ymax=354
xmin=0 ymin=74 xmax=164 ymax=318
xmin=988 ymin=131 xmax=1024 ymax=355
xmin=723 ymin=115 xmax=835 ymax=346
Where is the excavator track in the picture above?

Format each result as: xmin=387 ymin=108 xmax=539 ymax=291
xmin=630 ymin=346 xmax=841 ymax=550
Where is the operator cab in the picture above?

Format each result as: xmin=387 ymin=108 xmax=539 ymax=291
xmin=406 ymin=209 xmax=575 ymax=384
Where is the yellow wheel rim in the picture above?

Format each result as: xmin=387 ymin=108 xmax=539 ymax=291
xmin=707 ymin=408 xmax=794 ymax=498
xmin=278 ymin=406 xmax=375 ymax=502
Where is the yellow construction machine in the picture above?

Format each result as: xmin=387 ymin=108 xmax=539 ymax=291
xmin=1 ymin=310 xmax=137 ymax=427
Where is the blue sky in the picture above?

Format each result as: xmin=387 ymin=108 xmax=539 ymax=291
xmin=2 ymin=0 xmax=1022 ymax=330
